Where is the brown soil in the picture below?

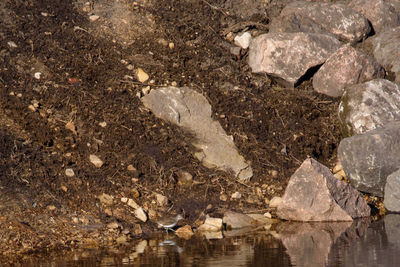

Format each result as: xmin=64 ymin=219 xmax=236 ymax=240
xmin=0 ymin=0 xmax=341 ymax=262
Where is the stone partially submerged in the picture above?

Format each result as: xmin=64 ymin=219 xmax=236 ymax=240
xmin=384 ymin=169 xmax=400 ymax=212
xmin=368 ymin=26 xmax=400 ymax=84
xmin=313 ymin=45 xmax=384 ymax=97
xmin=141 ymin=87 xmax=253 ymax=181
xmin=248 ymin=32 xmax=341 ymax=87
xmin=277 ymin=158 xmax=370 ymax=221
xmin=269 ymin=1 xmax=371 ymax=43
xmin=338 ymin=121 xmax=400 ymax=196
xmin=338 ymin=79 xmax=400 ymax=137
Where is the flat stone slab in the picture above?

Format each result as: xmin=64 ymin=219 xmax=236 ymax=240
xmin=338 ymin=121 xmax=400 ymax=196
xmin=384 ymin=169 xmax=400 ymax=212
xmin=348 ymin=0 xmax=400 ymax=34
xmin=338 ymin=79 xmax=400 ymax=137
xmin=223 ymin=211 xmax=258 ymax=229
xmin=248 ymin=32 xmax=341 ymax=87
xmin=269 ymin=1 xmax=371 ymax=43
xmin=368 ymin=26 xmax=400 ymax=84
xmin=313 ymin=45 xmax=384 ymax=97
xmin=277 ymin=158 xmax=370 ymax=221
xmin=141 ymin=87 xmax=253 ymax=181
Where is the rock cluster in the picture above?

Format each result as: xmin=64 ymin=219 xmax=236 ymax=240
xmin=246 ymin=0 xmax=400 ymax=213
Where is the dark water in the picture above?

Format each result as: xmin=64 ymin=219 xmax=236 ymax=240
xmin=23 ymin=215 xmax=400 ymax=267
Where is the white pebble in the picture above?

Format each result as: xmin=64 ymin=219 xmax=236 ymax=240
xmin=89 ymin=15 xmax=100 ymax=21
xmin=7 ymin=41 xmax=17 ymax=48
xmin=34 ymin=72 xmax=42 ymax=79
xmin=231 ymin=191 xmax=242 ymax=199
xmin=234 ymin=32 xmax=252 ymax=49
xmin=65 ymin=168 xmax=75 ymax=177
xmin=89 ymin=154 xmax=103 ymax=168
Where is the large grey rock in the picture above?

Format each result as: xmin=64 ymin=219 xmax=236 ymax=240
xmin=338 ymin=79 xmax=400 ymax=137
xmin=384 ymin=169 xmax=400 ymax=212
xmin=369 ymin=27 xmax=400 ymax=84
xmin=141 ymin=87 xmax=253 ymax=181
xmin=338 ymin=121 xmax=400 ymax=196
xmin=248 ymin=32 xmax=341 ymax=87
xmin=269 ymin=1 xmax=371 ymax=43
xmin=277 ymin=158 xmax=370 ymax=221
xmin=348 ymin=0 xmax=400 ymax=34
xmin=313 ymin=45 xmax=384 ymax=97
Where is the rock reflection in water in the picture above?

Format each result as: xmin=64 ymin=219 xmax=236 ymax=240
xmin=330 ymin=214 xmax=400 ymax=266
xmin=277 ymin=219 xmax=370 ymax=267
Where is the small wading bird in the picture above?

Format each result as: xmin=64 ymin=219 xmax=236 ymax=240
xmin=157 ymin=214 xmax=183 ymax=232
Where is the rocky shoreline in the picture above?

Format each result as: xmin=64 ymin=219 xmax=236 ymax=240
xmin=1 ymin=0 xmax=400 ymax=262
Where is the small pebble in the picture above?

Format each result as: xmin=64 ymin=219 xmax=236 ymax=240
xmin=89 ymin=15 xmax=100 ymax=21
xmin=264 ymin=212 xmax=272 ymax=218
xmin=142 ymin=86 xmax=151 ymax=95
xmin=65 ymin=168 xmax=75 ymax=177
xmin=157 ymin=38 xmax=168 ymax=46
xmin=333 ymin=162 xmax=343 ymax=174
xmin=231 ymin=191 xmax=242 ymax=199
xmin=34 ymin=72 xmax=41 ymax=79
xmin=155 ymin=193 xmax=168 ymax=206
xmin=47 ymin=205 xmax=56 ymax=211
xmin=7 ymin=41 xmax=17 ymax=48
xmin=136 ymin=68 xmax=149 ymax=83
xmin=234 ymin=31 xmax=252 ymax=49
xmin=168 ymin=42 xmax=175 ymax=49
xmin=89 ymin=154 xmax=103 ymax=168
xmin=99 ymin=121 xmax=107 ymax=128
xmin=28 ymin=105 xmax=36 ymax=112
xmin=220 ymin=193 xmax=228 ymax=201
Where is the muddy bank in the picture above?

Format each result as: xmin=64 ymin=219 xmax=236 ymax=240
xmin=0 ymin=0 xmax=343 ymax=261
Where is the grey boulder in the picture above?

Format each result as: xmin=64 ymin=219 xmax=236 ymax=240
xmin=369 ymin=26 xmax=400 ymax=84
xmin=348 ymin=0 xmax=400 ymax=34
xmin=269 ymin=1 xmax=371 ymax=43
xmin=338 ymin=79 xmax=400 ymax=137
xmin=338 ymin=121 xmax=400 ymax=196
xmin=141 ymin=87 xmax=253 ymax=181
xmin=313 ymin=45 xmax=384 ymax=97
xmin=384 ymin=169 xmax=400 ymax=212
xmin=277 ymin=158 xmax=370 ymax=221
xmin=248 ymin=32 xmax=341 ymax=87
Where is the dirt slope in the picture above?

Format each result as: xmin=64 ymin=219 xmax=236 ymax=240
xmin=0 ymin=0 xmax=340 ymax=260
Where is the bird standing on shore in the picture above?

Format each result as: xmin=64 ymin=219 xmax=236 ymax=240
xmin=157 ymin=214 xmax=183 ymax=232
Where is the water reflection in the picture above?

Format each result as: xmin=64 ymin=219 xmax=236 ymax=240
xmin=277 ymin=219 xmax=369 ymax=267
xmin=15 ymin=216 xmax=400 ymax=266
